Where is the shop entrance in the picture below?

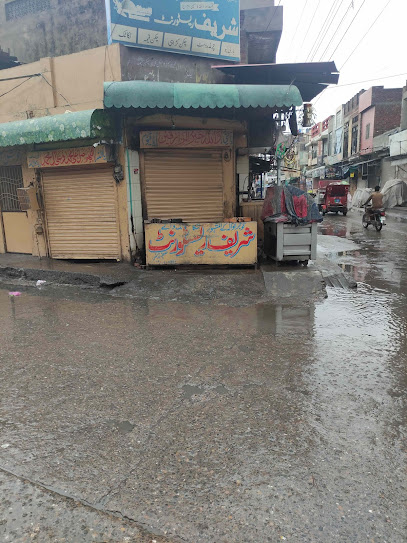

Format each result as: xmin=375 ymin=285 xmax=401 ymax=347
xmin=0 ymin=166 xmax=32 ymax=254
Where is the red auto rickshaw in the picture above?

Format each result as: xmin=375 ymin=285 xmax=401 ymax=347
xmin=322 ymin=182 xmax=349 ymax=216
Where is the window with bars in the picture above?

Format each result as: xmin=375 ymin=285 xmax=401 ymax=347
xmin=0 ymin=166 xmax=24 ymax=212
xmin=5 ymin=0 xmax=51 ymax=21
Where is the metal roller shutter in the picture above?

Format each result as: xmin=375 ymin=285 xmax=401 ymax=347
xmin=42 ymin=166 xmax=120 ymax=260
xmin=144 ymin=149 xmax=224 ymax=223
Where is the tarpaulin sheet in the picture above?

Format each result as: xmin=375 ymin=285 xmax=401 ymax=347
xmin=261 ymin=185 xmax=323 ymax=225
xmin=381 ymin=178 xmax=407 ymax=208
xmin=349 ymin=188 xmax=373 ymax=209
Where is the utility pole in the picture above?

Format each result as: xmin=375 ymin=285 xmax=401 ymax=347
xmin=276 ymin=113 xmax=283 ymax=186
xmin=277 ymin=156 xmax=282 ymax=186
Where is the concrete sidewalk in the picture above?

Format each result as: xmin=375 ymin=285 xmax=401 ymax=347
xmin=0 ymin=253 xmax=136 ymax=288
xmin=0 ymin=253 xmax=331 ymax=305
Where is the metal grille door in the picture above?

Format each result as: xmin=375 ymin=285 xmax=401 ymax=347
xmin=42 ymin=166 xmax=120 ymax=260
xmin=143 ymin=150 xmax=224 ymax=223
xmin=0 ymin=166 xmax=24 ymax=212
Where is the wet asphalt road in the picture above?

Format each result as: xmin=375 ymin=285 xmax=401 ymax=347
xmin=0 ymin=211 xmax=406 ymax=542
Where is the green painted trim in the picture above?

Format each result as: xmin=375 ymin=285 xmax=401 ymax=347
xmin=104 ymin=81 xmax=303 ymax=110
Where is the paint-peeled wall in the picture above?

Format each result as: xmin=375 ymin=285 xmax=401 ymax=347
xmin=0 ymin=0 xmax=107 ymax=64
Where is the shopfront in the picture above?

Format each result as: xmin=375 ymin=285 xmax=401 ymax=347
xmin=104 ymin=80 xmax=303 ymax=265
xmin=0 ymin=109 xmax=131 ymax=261
xmin=28 ymin=146 xmax=120 ymax=260
xmin=0 ymin=149 xmax=32 ymax=254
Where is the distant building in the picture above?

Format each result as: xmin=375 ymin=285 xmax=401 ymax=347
xmin=305 ymin=86 xmax=403 ymax=193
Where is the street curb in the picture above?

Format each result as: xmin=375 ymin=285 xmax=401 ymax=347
xmin=0 ymin=265 xmax=127 ymax=289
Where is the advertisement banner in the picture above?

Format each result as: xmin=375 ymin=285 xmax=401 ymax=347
xmin=106 ymin=0 xmax=240 ymax=61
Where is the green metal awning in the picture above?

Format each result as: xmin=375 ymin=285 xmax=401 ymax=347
xmin=104 ymin=81 xmax=303 ymax=110
xmin=0 ymin=109 xmax=113 ymax=148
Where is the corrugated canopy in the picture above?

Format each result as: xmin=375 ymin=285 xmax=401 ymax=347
xmin=212 ymin=62 xmax=339 ymax=102
xmin=104 ymin=81 xmax=303 ymax=110
xmin=0 ymin=109 xmax=113 ymax=148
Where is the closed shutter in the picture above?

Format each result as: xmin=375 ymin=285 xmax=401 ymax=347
xmin=144 ymin=149 xmax=224 ymax=223
xmin=42 ymin=166 xmax=120 ymax=260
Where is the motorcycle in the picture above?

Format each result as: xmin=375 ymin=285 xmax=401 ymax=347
xmin=362 ymin=207 xmax=386 ymax=231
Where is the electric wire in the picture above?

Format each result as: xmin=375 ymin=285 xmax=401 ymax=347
xmin=265 ymin=0 xmax=282 ymax=32
xmin=40 ymin=74 xmax=74 ymax=110
xmin=0 ymin=76 xmax=34 ymax=99
xmin=288 ymin=0 xmax=309 ymax=50
xmin=340 ymin=0 xmax=392 ymax=70
xmin=328 ymin=0 xmax=367 ymax=61
xmin=317 ymin=0 xmax=356 ymax=60
xmin=295 ymin=0 xmax=321 ymax=62
xmin=306 ymin=0 xmax=341 ymax=62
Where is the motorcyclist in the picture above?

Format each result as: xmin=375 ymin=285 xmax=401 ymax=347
xmin=363 ymin=186 xmax=383 ymax=213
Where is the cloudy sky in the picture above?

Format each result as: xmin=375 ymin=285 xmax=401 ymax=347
xmin=276 ymin=0 xmax=407 ymax=122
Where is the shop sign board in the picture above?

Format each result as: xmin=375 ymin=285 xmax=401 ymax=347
xmin=140 ymin=130 xmax=233 ymax=149
xmin=27 ymin=145 xmax=112 ymax=169
xmin=106 ymin=0 xmax=240 ymax=61
xmin=145 ymin=221 xmax=257 ymax=266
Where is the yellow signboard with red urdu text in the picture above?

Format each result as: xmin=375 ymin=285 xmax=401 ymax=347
xmin=145 ymin=222 xmax=257 ymax=266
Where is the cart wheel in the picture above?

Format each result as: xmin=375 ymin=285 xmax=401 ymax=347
xmin=303 ymin=260 xmax=309 ymax=267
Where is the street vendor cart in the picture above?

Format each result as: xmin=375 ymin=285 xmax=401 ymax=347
xmin=262 ymin=185 xmax=322 ymax=265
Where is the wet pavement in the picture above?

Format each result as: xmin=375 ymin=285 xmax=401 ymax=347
xmin=0 ymin=210 xmax=406 ymax=542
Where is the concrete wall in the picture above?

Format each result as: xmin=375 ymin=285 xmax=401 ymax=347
xmin=120 ymin=46 xmax=227 ymax=85
xmin=0 ymin=44 xmax=121 ymax=123
xmin=0 ymin=0 xmax=282 ymax=68
xmin=401 ymin=84 xmax=407 ymax=131
xmin=0 ymin=0 xmax=107 ymax=64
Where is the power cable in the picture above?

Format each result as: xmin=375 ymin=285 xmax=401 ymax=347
xmin=288 ymin=0 xmax=309 ymax=50
xmin=265 ymin=0 xmax=282 ymax=32
xmin=40 ymin=74 xmax=74 ymax=110
xmin=306 ymin=0 xmax=341 ymax=62
xmin=310 ymin=0 xmax=346 ymax=61
xmin=317 ymin=0 xmax=355 ymax=60
xmin=328 ymin=0 xmax=366 ymax=61
xmin=0 ymin=76 xmax=34 ymax=99
xmin=295 ymin=0 xmax=321 ymax=62
xmin=340 ymin=0 xmax=392 ymax=70
xmin=0 ymin=73 xmax=41 ymax=83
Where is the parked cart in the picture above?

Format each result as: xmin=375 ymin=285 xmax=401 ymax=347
xmin=263 ymin=220 xmax=317 ymax=266
xmin=261 ymin=185 xmax=322 ymax=265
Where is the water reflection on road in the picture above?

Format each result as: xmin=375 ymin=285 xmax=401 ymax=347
xmin=0 ymin=212 xmax=406 ymax=541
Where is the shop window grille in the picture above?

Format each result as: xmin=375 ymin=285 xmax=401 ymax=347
xmin=0 ymin=166 xmax=24 ymax=212
xmin=5 ymin=0 xmax=50 ymax=21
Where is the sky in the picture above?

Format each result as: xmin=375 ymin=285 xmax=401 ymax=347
xmin=276 ymin=0 xmax=407 ymax=122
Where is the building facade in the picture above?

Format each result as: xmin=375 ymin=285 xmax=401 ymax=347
xmin=305 ymin=85 xmax=404 ymax=194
